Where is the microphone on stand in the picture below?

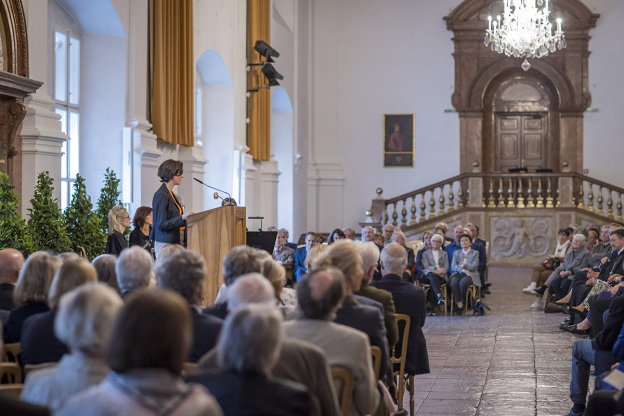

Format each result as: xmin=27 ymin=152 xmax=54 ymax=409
xmin=193 ymin=178 xmax=233 ymax=203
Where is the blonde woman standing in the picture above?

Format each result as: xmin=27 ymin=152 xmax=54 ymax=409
xmin=105 ymin=205 xmax=130 ymax=256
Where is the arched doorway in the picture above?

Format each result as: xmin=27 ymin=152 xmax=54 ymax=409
xmin=445 ymin=0 xmax=598 ymax=174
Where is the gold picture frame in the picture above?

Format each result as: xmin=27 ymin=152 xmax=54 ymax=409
xmin=383 ymin=114 xmax=414 ymax=168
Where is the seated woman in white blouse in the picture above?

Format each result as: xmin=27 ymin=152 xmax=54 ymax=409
xmin=420 ymin=233 xmax=450 ymax=306
xmin=449 ymin=233 xmax=480 ymax=315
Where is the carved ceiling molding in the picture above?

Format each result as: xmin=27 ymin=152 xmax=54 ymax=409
xmin=445 ymin=0 xmax=599 ymax=175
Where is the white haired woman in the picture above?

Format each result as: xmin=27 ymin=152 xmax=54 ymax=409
xmin=391 ymin=230 xmax=416 ymax=282
xmin=105 ymin=205 xmax=130 ymax=256
xmin=420 ymin=233 xmax=450 ymax=306
xmin=21 ymin=283 xmax=123 ymax=412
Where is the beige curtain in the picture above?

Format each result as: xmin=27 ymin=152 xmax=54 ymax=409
xmin=151 ymin=0 xmax=194 ymax=147
xmin=247 ymin=0 xmax=271 ymax=161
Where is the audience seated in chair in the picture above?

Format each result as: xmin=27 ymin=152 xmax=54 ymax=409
xmin=155 ymin=249 xmax=223 ymax=363
xmin=0 ymin=248 xmax=24 ymax=311
xmin=372 ymin=243 xmax=430 ymax=376
xmin=197 ymin=273 xmax=340 ymax=416
xmin=448 ymin=232 xmax=480 ymax=315
xmin=273 ymin=230 xmax=295 ymax=286
xmin=355 ymin=242 xmax=399 ymax=351
xmin=284 ymin=267 xmax=382 ymax=416
xmin=204 ymin=245 xmax=263 ymax=319
xmin=20 ymin=258 xmax=98 ymax=367
xmin=21 ymin=283 xmax=123 ymax=412
xmin=294 ymin=232 xmax=318 ymax=283
xmin=522 ymin=227 xmax=571 ymax=295
xmin=311 ymin=240 xmax=390 ymax=383
xmin=57 ymin=290 xmax=222 ymax=416
xmin=5 ymin=252 xmax=60 ymax=343
xmin=190 ymin=304 xmax=314 ymax=416
xmin=115 ymin=246 xmax=154 ymax=299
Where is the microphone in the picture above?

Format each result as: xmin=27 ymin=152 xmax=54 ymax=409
xmin=193 ymin=178 xmax=232 ymax=202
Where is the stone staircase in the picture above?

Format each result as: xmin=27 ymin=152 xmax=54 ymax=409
xmin=362 ymin=173 xmax=624 ymax=266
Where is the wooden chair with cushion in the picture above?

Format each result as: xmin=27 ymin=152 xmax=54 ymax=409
xmin=0 ymin=384 xmax=24 ymax=399
xmin=3 ymin=343 xmax=19 ymax=363
xmin=182 ymin=362 xmax=198 ymax=376
xmin=392 ymin=314 xmax=414 ymax=415
xmin=330 ymin=366 xmax=353 ymax=416
xmin=370 ymin=346 xmax=382 ymax=381
xmin=0 ymin=362 xmax=22 ymax=384
xmin=24 ymin=362 xmax=58 ymax=379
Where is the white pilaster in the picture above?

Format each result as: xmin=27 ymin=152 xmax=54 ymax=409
xmin=21 ymin=0 xmax=67 ymax=215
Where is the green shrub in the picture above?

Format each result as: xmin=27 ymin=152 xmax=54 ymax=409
xmin=27 ymin=171 xmax=72 ymax=253
xmin=64 ymin=174 xmax=106 ymax=260
xmin=0 ymin=172 xmax=33 ymax=256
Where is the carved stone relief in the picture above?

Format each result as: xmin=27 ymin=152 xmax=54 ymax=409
xmin=491 ymin=217 xmax=551 ymax=258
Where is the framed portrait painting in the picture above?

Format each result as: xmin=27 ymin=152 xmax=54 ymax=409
xmin=383 ymin=114 xmax=414 ymax=168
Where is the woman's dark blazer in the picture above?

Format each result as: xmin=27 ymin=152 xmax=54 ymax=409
xmin=150 ymin=183 xmax=186 ymax=244
xmin=105 ymin=231 xmax=127 ymax=256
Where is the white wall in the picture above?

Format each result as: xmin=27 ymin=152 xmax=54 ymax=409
xmin=80 ymin=34 xmax=127 ymax=200
xmin=582 ymin=0 xmax=624 ymax=188
xmin=306 ymin=0 xmax=460 ymax=231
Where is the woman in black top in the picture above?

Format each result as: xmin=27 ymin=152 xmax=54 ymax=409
xmin=105 ymin=205 xmax=130 ymax=256
xmin=129 ymin=206 xmax=153 ymax=254
xmin=151 ymin=160 xmax=195 ymax=258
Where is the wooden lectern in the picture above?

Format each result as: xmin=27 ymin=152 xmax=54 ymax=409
xmin=186 ymin=206 xmax=246 ymax=306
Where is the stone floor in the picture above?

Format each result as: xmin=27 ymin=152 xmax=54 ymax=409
xmin=401 ymin=266 xmax=587 ymax=416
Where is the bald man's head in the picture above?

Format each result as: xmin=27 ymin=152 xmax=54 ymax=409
xmin=0 ymin=249 xmax=24 ymax=284
xmin=297 ymin=267 xmax=344 ymax=320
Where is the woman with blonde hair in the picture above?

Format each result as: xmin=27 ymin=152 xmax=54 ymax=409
xmin=20 ymin=258 xmax=98 ymax=366
xmin=105 ymin=205 xmax=130 ymax=256
xmin=4 ymin=252 xmax=61 ymax=343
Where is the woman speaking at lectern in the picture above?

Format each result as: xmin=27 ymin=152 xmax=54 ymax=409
xmin=151 ymin=160 xmax=195 ymax=258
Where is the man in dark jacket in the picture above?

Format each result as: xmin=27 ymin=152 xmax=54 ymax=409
xmin=371 ymin=243 xmax=430 ymax=376
xmin=155 ymin=249 xmax=223 ymax=363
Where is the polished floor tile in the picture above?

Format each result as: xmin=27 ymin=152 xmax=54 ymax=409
xmin=398 ymin=266 xmax=584 ymax=416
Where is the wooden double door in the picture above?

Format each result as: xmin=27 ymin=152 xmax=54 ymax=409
xmin=495 ymin=113 xmax=548 ymax=172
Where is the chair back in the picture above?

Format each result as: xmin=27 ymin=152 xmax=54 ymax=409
xmin=330 ymin=365 xmax=353 ymax=416
xmin=370 ymin=345 xmax=382 ymax=381
xmin=182 ymin=362 xmax=198 ymax=376
xmin=0 ymin=384 xmax=24 ymax=399
xmin=0 ymin=363 xmax=22 ymax=384
xmin=24 ymin=362 xmax=58 ymax=379
xmin=3 ymin=343 xmax=19 ymax=363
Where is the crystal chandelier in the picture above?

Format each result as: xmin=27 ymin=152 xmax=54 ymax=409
xmin=484 ymin=0 xmax=566 ymax=70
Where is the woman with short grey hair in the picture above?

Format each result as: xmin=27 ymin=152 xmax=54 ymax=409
xmin=421 ymin=233 xmax=450 ymax=305
xmin=21 ymin=283 xmax=123 ymax=412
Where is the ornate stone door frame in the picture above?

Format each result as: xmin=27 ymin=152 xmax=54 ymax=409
xmin=445 ymin=0 xmax=598 ymax=174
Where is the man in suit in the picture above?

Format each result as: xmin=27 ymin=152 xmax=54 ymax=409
xmin=280 ymin=228 xmax=299 ymax=251
xmin=0 ymin=248 xmax=24 ymax=311
xmin=372 ymin=243 xmax=430 ymax=377
xmin=196 ymin=273 xmax=341 ymax=416
xmin=464 ymin=223 xmax=488 ymax=292
xmin=274 ymin=230 xmax=295 ymax=286
xmin=155 ymin=249 xmax=223 ymax=363
xmin=355 ymin=242 xmax=399 ymax=350
xmin=284 ymin=267 xmax=381 ymax=416
xmin=294 ymin=231 xmax=317 ymax=282
xmin=204 ymin=245 xmax=263 ymax=319
xmin=565 ymin=293 xmax=624 ymax=416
